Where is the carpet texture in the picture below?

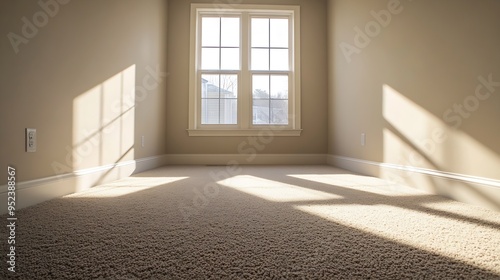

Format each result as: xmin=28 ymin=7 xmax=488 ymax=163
xmin=1 ymin=165 xmax=500 ymax=279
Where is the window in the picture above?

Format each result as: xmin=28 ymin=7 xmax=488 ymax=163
xmin=188 ymin=4 xmax=301 ymax=136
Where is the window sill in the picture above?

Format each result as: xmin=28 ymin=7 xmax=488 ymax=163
xmin=187 ymin=129 xmax=302 ymax=137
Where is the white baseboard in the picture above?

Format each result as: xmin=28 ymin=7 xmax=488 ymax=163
xmin=165 ymin=153 xmax=327 ymax=165
xmin=328 ymin=155 xmax=500 ymax=211
xmin=0 ymin=155 xmax=169 ymax=215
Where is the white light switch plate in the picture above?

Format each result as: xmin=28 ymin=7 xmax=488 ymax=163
xmin=26 ymin=128 xmax=36 ymax=152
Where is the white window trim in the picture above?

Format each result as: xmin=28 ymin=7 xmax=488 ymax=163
xmin=188 ymin=4 xmax=301 ymax=137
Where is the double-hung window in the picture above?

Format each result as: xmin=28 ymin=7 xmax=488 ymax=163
xmin=188 ymin=4 xmax=301 ymax=136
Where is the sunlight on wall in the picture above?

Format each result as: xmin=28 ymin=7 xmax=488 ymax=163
xmin=381 ymin=128 xmax=436 ymax=191
xmin=218 ymin=175 xmax=342 ymax=202
xmin=64 ymin=177 xmax=188 ymax=198
xmin=383 ymin=84 xmax=448 ymax=169
xmin=382 ymin=84 xmax=500 ymax=180
xmin=288 ymin=174 xmax=425 ymax=197
xmin=295 ymin=203 xmax=500 ymax=274
xmin=72 ymin=65 xmax=136 ymax=171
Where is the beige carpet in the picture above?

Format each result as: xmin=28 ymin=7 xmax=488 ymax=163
xmin=2 ymin=165 xmax=500 ymax=279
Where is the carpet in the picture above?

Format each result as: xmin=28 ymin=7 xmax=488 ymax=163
xmin=1 ymin=165 xmax=500 ymax=279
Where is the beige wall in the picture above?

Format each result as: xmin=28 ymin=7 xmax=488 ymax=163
xmin=166 ymin=0 xmax=328 ymax=155
xmin=0 ymin=0 xmax=168 ymax=184
xmin=328 ymin=0 xmax=500 ymax=204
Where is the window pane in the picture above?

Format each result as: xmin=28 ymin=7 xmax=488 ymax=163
xmin=270 ymin=75 xmax=288 ymax=99
xmin=201 ymin=48 xmax=220 ymax=70
xmin=251 ymin=18 xmax=269 ymax=48
xmin=253 ymin=99 xmax=270 ymax=124
xmin=220 ymin=75 xmax=238 ymax=98
xmin=201 ymin=75 xmax=219 ymax=98
xmin=252 ymin=75 xmax=269 ymax=99
xmin=270 ymin=49 xmax=288 ymax=71
xmin=221 ymin=48 xmax=239 ymax=70
xmin=251 ymin=48 xmax=269 ymax=71
xmin=221 ymin=18 xmax=240 ymax=47
xmin=271 ymin=100 xmax=288 ymax=124
xmin=270 ymin=19 xmax=288 ymax=48
xmin=202 ymin=17 xmax=220 ymax=47
xmin=202 ymin=99 xmax=220 ymax=124
xmin=220 ymin=99 xmax=237 ymax=124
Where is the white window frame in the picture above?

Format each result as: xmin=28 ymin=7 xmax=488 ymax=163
xmin=188 ymin=4 xmax=301 ymax=137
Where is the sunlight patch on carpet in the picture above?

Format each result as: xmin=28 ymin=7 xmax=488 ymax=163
xmin=421 ymin=201 xmax=500 ymax=226
xmin=295 ymin=203 xmax=500 ymax=274
xmin=288 ymin=174 xmax=426 ymax=196
xmin=64 ymin=177 xmax=188 ymax=198
xmin=218 ymin=175 xmax=343 ymax=202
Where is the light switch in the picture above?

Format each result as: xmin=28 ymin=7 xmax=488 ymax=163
xmin=26 ymin=128 xmax=36 ymax=152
